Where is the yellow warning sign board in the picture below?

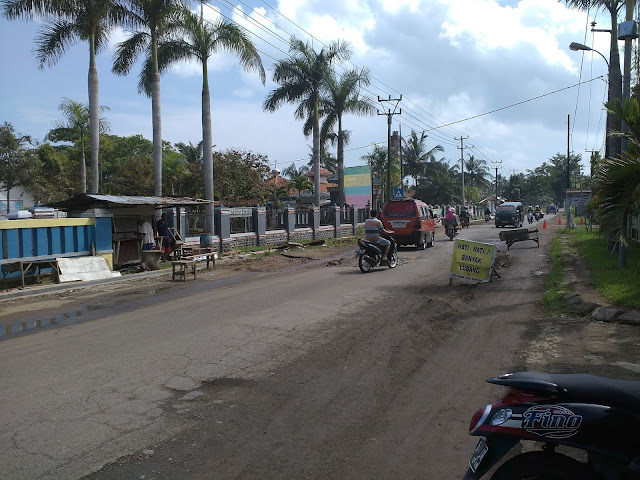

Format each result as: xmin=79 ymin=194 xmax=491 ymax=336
xmin=449 ymin=239 xmax=497 ymax=283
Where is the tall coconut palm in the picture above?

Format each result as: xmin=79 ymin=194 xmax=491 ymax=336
xmin=175 ymin=140 xmax=203 ymax=163
xmin=154 ymin=7 xmax=265 ymax=240
xmin=320 ymin=68 xmax=375 ymax=207
xmin=402 ymin=130 xmax=444 ymax=187
xmin=112 ymin=0 xmax=185 ymax=197
xmin=464 ymin=154 xmax=490 ymax=189
xmin=564 ymin=0 xmax=623 ymax=159
xmin=46 ymin=98 xmax=110 ymax=193
xmin=3 ymin=0 xmax=120 ymax=194
xmin=288 ymin=174 xmax=313 ymax=206
xmin=264 ymin=37 xmax=351 ymax=208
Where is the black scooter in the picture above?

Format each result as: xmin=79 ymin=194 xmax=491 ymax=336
xmin=355 ymin=234 xmax=398 ymax=273
xmin=462 ymin=371 xmax=640 ymax=480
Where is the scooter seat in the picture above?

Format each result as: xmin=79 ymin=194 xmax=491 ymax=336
xmin=488 ymin=372 xmax=640 ymax=412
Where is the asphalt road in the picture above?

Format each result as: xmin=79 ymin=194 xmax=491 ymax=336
xmin=1 ymin=220 xmax=553 ymax=479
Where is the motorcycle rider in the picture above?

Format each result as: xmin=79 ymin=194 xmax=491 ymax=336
xmin=444 ymin=207 xmax=458 ymax=236
xmin=484 ymin=207 xmax=491 ymax=218
xmin=460 ymin=206 xmax=470 ymax=226
xmin=364 ymin=209 xmax=394 ymax=263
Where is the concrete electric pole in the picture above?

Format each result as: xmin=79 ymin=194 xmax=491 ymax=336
xmin=378 ymin=95 xmax=402 ymax=202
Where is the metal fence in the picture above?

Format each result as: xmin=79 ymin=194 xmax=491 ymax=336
xmin=295 ymin=208 xmax=309 ymax=228
xmin=266 ymin=208 xmax=286 ymax=230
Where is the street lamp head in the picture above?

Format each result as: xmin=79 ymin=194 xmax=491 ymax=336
xmin=569 ymin=42 xmax=591 ymax=52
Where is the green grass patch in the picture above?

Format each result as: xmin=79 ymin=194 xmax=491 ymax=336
xmin=542 ymin=236 xmax=567 ymax=311
xmin=570 ymin=229 xmax=640 ymax=308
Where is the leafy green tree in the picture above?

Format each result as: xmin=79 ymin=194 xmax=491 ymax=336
xmin=46 ymin=98 xmax=110 ymax=193
xmin=162 ymin=142 xmax=187 ymax=196
xmin=547 ymin=152 xmax=583 ymax=202
xmin=29 ymin=143 xmax=76 ymax=202
xmin=112 ymin=0 xmax=185 ymax=196
xmin=100 ymin=134 xmax=153 ymax=194
xmin=3 ymin=0 xmax=120 ymax=194
xmin=213 ymin=149 xmax=271 ymax=205
xmin=402 ymin=130 xmax=444 ymax=187
xmin=158 ymin=6 xmax=265 ymax=237
xmin=0 ymin=123 xmax=35 ymax=212
xmin=320 ymin=67 xmax=375 ymax=206
xmin=264 ymin=37 xmax=351 ymax=207
xmin=415 ymin=159 xmax=460 ymax=205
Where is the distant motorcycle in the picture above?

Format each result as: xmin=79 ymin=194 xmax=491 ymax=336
xmin=460 ymin=216 xmax=470 ymax=229
xmin=527 ymin=211 xmax=534 ymax=224
xmin=534 ymin=211 xmax=541 ymax=221
xmin=355 ymin=234 xmax=398 ymax=273
xmin=484 ymin=214 xmax=491 ymax=223
xmin=445 ymin=222 xmax=457 ymax=241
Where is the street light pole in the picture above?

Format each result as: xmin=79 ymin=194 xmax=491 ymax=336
xmin=569 ymin=41 xmax=610 ymax=161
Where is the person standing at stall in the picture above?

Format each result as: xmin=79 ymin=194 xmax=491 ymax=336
xmin=138 ymin=219 xmax=154 ymax=251
xmin=156 ymin=213 xmax=171 ymax=261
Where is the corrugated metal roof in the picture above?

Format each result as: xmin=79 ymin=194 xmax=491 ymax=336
xmin=49 ymin=194 xmax=212 ymax=209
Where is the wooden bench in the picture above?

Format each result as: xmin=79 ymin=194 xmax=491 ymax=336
xmin=171 ymin=260 xmax=197 ymax=281
xmin=183 ymin=252 xmax=217 ymax=269
xmin=1 ymin=259 xmax=60 ymax=289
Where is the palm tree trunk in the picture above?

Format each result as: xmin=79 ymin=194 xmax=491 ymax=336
xmin=151 ymin=35 xmax=162 ymax=197
xmin=337 ymin=117 xmax=346 ymax=206
xmin=88 ymin=34 xmax=100 ymax=194
xmin=80 ymin=136 xmax=87 ymax=194
xmin=202 ymin=68 xmax=215 ymax=240
xmin=313 ymin=100 xmax=321 ymax=207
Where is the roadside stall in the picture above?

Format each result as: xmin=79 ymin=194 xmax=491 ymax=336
xmin=49 ymin=194 xmax=212 ymax=270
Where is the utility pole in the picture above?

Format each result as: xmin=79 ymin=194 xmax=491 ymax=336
xmin=455 ymin=136 xmax=472 ymax=208
xmin=399 ymin=124 xmax=403 ymax=183
xmin=491 ymin=160 xmax=502 ymax=207
xmin=378 ymin=95 xmax=402 ymax=202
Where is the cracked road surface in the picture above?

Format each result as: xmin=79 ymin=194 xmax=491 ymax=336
xmin=5 ymin=220 xmax=635 ymax=479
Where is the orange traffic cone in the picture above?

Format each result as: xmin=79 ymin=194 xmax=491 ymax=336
xmin=580 ymin=217 xmax=584 ymax=225
xmin=543 ymin=220 xmax=547 ymax=229
xmin=558 ymin=216 xmax=562 ymax=225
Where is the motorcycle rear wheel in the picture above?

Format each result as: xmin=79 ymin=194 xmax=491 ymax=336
xmin=491 ymin=451 xmax=590 ymax=480
xmin=388 ymin=251 xmax=398 ymax=268
xmin=358 ymin=254 xmax=372 ymax=273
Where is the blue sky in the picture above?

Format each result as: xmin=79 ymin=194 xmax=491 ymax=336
xmin=0 ymin=0 xmax=620 ymax=177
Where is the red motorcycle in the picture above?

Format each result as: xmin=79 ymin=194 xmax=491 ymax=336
xmin=462 ymin=371 xmax=640 ymax=479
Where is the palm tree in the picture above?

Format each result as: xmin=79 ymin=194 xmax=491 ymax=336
xmin=282 ymin=162 xmax=309 ymax=179
xmin=112 ymin=0 xmax=185 ymax=197
xmin=564 ymin=0 xmax=623 ymax=159
xmin=320 ymin=68 xmax=375 ymax=206
xmin=306 ymin=143 xmax=337 ymax=174
xmin=175 ymin=140 xmax=203 ymax=163
xmin=263 ymin=37 xmax=351 ymax=208
xmin=464 ymin=155 xmax=490 ymax=189
xmin=46 ymin=98 xmax=110 ymax=193
xmin=402 ymin=130 xmax=444 ymax=187
xmin=265 ymin=184 xmax=290 ymax=209
xmin=288 ymin=174 xmax=313 ymax=206
xmin=3 ymin=0 xmax=120 ymax=194
xmin=156 ymin=7 xmax=265 ymax=239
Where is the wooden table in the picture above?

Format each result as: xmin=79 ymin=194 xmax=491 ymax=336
xmin=1 ymin=259 xmax=60 ymax=289
xmin=171 ymin=260 xmax=197 ymax=281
